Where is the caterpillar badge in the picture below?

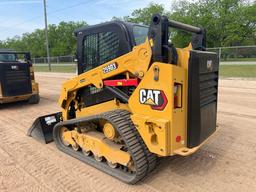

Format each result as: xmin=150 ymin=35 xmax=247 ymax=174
xmin=27 ymin=14 xmax=219 ymax=184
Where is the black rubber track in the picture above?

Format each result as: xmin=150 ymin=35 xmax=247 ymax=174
xmin=117 ymin=110 xmax=158 ymax=174
xmin=52 ymin=109 xmax=156 ymax=184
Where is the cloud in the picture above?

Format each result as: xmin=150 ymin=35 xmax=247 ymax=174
xmin=0 ymin=0 xmax=41 ymax=5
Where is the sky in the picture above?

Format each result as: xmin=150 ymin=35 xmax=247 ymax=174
xmin=0 ymin=0 xmax=171 ymax=40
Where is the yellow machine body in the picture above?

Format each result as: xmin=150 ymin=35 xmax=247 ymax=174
xmin=28 ymin=14 xmax=219 ymax=184
xmin=57 ymin=40 xmax=212 ymax=157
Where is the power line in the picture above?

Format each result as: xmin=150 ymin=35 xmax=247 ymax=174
xmin=0 ymin=0 xmax=90 ymax=35
xmin=48 ymin=1 xmax=91 ymax=16
xmin=0 ymin=0 xmax=41 ymax=24
xmin=0 ymin=15 xmax=42 ymax=30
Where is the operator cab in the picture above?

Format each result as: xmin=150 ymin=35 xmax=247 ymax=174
xmin=75 ymin=18 xmax=205 ymax=75
xmin=75 ymin=21 xmax=149 ymax=74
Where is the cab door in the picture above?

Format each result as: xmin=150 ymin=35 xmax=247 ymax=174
xmin=76 ymin=22 xmax=132 ymax=75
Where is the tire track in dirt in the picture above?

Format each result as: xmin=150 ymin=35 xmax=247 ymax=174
xmin=0 ymin=118 xmax=160 ymax=192
xmin=0 ymin=126 xmax=96 ymax=192
xmin=0 ymin=73 xmax=161 ymax=192
xmin=1 ymin=74 xmax=256 ymax=192
xmin=218 ymin=111 xmax=256 ymax=119
xmin=0 ymin=147 xmax=50 ymax=192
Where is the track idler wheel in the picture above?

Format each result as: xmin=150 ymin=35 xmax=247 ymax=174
xmin=82 ymin=149 xmax=91 ymax=156
xmin=107 ymin=161 xmax=117 ymax=169
xmin=94 ymin=155 xmax=103 ymax=162
xmin=72 ymin=143 xmax=79 ymax=151
xmin=103 ymin=122 xmax=118 ymax=140
xmin=60 ymin=127 xmax=70 ymax=147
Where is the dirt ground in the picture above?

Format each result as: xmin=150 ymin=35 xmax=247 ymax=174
xmin=0 ymin=72 xmax=255 ymax=192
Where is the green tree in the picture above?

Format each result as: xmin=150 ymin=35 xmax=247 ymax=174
xmin=47 ymin=21 xmax=87 ymax=56
xmin=0 ymin=21 xmax=87 ymax=57
xmin=1 ymin=1 xmax=255 ymax=57
xmin=170 ymin=0 xmax=256 ymax=47
xmin=119 ymin=1 xmax=256 ymax=47
xmin=119 ymin=3 xmax=167 ymax=25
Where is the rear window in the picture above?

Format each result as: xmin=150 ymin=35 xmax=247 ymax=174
xmin=133 ymin=25 xmax=149 ymax=45
xmin=0 ymin=53 xmax=17 ymax=62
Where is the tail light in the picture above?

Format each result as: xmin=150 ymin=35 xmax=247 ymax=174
xmin=29 ymin=61 xmax=35 ymax=80
xmin=0 ymin=83 xmax=2 ymax=96
xmin=176 ymin=135 xmax=181 ymax=142
xmin=30 ymin=72 xmax=35 ymax=80
xmin=174 ymin=83 xmax=182 ymax=108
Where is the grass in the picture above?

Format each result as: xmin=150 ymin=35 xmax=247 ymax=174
xmin=34 ymin=64 xmax=256 ymax=78
xmin=220 ymin=65 xmax=256 ymax=78
xmin=221 ymin=57 xmax=256 ymax=62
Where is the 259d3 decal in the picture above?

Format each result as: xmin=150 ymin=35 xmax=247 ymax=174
xmin=102 ymin=62 xmax=118 ymax=74
xmin=139 ymin=89 xmax=168 ymax=110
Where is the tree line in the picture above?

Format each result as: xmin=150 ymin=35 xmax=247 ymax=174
xmin=0 ymin=0 xmax=255 ymax=58
xmin=0 ymin=21 xmax=87 ymax=58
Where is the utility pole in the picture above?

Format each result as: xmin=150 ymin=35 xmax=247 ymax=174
xmin=43 ymin=0 xmax=51 ymax=71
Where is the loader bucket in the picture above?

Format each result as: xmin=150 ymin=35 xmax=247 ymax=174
xmin=27 ymin=112 xmax=62 ymax=144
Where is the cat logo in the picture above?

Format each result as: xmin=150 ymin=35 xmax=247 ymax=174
xmin=207 ymin=60 xmax=213 ymax=71
xmin=139 ymin=89 xmax=168 ymax=110
xmin=11 ymin=65 xmax=19 ymax=70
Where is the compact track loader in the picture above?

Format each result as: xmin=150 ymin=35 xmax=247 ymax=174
xmin=28 ymin=14 xmax=219 ymax=184
xmin=0 ymin=50 xmax=39 ymax=104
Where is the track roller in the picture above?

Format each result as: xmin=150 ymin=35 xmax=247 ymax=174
xmin=53 ymin=109 xmax=157 ymax=184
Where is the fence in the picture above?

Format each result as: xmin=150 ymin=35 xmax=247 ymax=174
xmin=207 ymin=45 xmax=256 ymax=64
xmin=32 ymin=45 xmax=256 ymax=73
xmin=33 ymin=55 xmax=76 ymax=65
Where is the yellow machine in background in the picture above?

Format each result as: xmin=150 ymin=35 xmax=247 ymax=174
xmin=0 ymin=51 xmax=39 ymax=104
xmin=28 ymin=14 xmax=219 ymax=184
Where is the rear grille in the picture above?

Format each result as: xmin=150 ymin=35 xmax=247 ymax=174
xmin=200 ymin=72 xmax=218 ymax=107
xmin=5 ymin=71 xmax=28 ymax=84
xmin=187 ymin=50 xmax=219 ymax=148
xmin=0 ymin=63 xmax=32 ymax=97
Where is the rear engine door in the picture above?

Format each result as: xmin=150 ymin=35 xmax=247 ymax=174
xmin=0 ymin=62 xmax=32 ymax=97
xmin=187 ymin=51 xmax=219 ymax=148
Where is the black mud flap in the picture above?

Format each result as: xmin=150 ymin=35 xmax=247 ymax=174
xmin=27 ymin=112 xmax=62 ymax=144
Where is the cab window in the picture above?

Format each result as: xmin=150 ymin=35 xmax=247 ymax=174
xmin=133 ymin=25 xmax=149 ymax=45
xmin=0 ymin=53 xmax=17 ymax=62
xmin=82 ymin=31 xmax=119 ymax=72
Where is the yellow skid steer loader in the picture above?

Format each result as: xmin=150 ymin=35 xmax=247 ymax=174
xmin=28 ymin=14 xmax=219 ymax=184
xmin=0 ymin=50 xmax=39 ymax=104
